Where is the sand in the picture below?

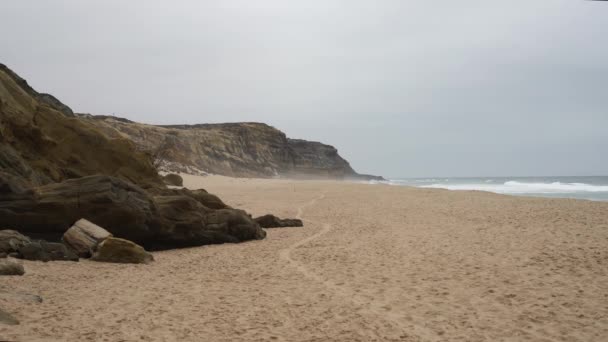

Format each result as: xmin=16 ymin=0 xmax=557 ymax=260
xmin=1 ymin=175 xmax=607 ymax=342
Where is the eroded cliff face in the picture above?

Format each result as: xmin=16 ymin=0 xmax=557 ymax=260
xmin=0 ymin=61 xmax=381 ymax=181
xmin=285 ymin=139 xmax=355 ymax=179
xmin=0 ymin=63 xmax=267 ymax=248
xmin=79 ymin=116 xmax=382 ymax=180
xmin=0 ymin=63 xmax=161 ymax=188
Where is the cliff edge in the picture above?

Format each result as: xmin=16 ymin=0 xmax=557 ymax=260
xmin=79 ymin=116 xmax=384 ymax=180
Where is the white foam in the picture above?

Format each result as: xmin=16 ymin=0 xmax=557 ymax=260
xmin=419 ymin=181 xmax=608 ymax=194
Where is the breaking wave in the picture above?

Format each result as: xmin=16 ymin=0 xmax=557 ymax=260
xmin=419 ymin=181 xmax=608 ymax=194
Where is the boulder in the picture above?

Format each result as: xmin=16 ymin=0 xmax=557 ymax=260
xmin=18 ymin=241 xmax=79 ymax=262
xmin=62 ymin=219 xmax=112 ymax=257
xmin=204 ymin=209 xmax=267 ymax=242
xmin=0 ymin=307 xmax=19 ymax=325
xmin=0 ymin=259 xmax=25 ymax=276
xmin=0 ymin=175 xmax=265 ymax=249
xmin=0 ymin=175 xmax=161 ymax=243
xmin=92 ymin=237 xmax=153 ymax=264
xmin=0 ymin=230 xmax=31 ymax=255
xmin=162 ymin=173 xmax=183 ymax=187
xmin=187 ymin=190 xmax=231 ymax=210
xmin=151 ymin=196 xmax=264 ymax=248
xmin=254 ymin=214 xmax=304 ymax=228
xmin=0 ymin=63 xmax=162 ymax=189
xmin=150 ymin=187 xmax=231 ymax=210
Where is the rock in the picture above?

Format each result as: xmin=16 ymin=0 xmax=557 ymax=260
xmin=183 ymin=189 xmax=231 ymax=210
xmin=0 ymin=63 xmax=162 ymax=188
xmin=1 ymin=175 xmax=265 ymax=249
xmin=0 ymin=308 xmax=19 ymax=325
xmin=0 ymin=230 xmax=31 ymax=254
xmin=37 ymin=93 xmax=75 ymax=117
xmin=151 ymin=187 xmax=231 ymax=210
xmin=62 ymin=219 xmax=112 ymax=257
xmin=18 ymin=241 xmax=79 ymax=262
xmin=92 ymin=237 xmax=153 ymax=264
xmin=0 ymin=175 xmax=160 ymax=243
xmin=163 ymin=173 xmax=183 ymax=186
xmin=79 ymin=116 xmax=384 ymax=180
xmin=152 ymin=196 xmax=264 ymax=248
xmin=0 ymin=65 xmax=266 ymax=250
xmin=254 ymin=214 xmax=304 ymax=228
xmin=203 ymin=209 xmax=267 ymax=242
xmin=0 ymin=259 xmax=25 ymax=275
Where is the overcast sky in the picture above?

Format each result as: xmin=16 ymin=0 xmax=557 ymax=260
xmin=2 ymin=1 xmax=607 ymax=177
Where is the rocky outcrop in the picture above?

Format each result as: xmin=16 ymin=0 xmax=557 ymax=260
xmin=0 ymin=230 xmax=30 ymax=256
xmin=0 ymin=174 xmax=265 ymax=249
xmin=18 ymin=241 xmax=79 ymax=262
xmin=79 ymin=116 xmax=383 ymax=180
xmin=0 ymin=64 xmax=267 ymax=250
xmin=162 ymin=173 xmax=183 ymax=187
xmin=254 ymin=215 xmax=304 ymax=228
xmin=285 ymin=139 xmax=353 ymax=179
xmin=0 ymin=64 xmax=161 ymax=188
xmin=92 ymin=237 xmax=153 ymax=264
xmin=62 ymin=219 xmax=112 ymax=258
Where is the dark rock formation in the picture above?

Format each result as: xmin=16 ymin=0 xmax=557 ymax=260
xmin=0 ymin=63 xmax=74 ymax=117
xmin=203 ymin=209 xmax=267 ymax=243
xmin=0 ymin=64 xmax=161 ymax=188
xmin=185 ymin=190 xmax=230 ymax=210
xmin=0 ymin=63 xmax=309 ymax=251
xmin=0 ymin=175 xmax=157 ymax=241
xmin=254 ymin=215 xmax=304 ymax=228
xmin=149 ymin=187 xmax=231 ymax=210
xmin=18 ymin=241 xmax=79 ymax=262
xmin=0 ymin=259 xmax=25 ymax=276
xmin=163 ymin=173 xmax=183 ymax=186
xmin=0 ymin=174 xmax=265 ymax=249
xmin=92 ymin=237 xmax=153 ymax=264
xmin=0 ymin=230 xmax=31 ymax=255
xmin=152 ymin=195 xmax=264 ymax=247
xmin=79 ymin=116 xmax=384 ymax=180
xmin=62 ymin=219 xmax=112 ymax=258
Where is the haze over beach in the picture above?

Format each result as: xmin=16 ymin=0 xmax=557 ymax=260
xmin=1 ymin=1 xmax=607 ymax=342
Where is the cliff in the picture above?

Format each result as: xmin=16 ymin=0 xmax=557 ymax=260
xmin=0 ymin=63 xmax=266 ymax=248
xmin=0 ymin=60 xmax=381 ymax=182
xmin=78 ymin=116 xmax=383 ymax=180
xmin=0 ymin=63 xmax=161 ymax=188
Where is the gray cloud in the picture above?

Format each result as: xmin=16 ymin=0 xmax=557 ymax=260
xmin=2 ymin=0 xmax=607 ymax=177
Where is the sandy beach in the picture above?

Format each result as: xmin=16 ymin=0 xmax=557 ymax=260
xmin=1 ymin=175 xmax=607 ymax=342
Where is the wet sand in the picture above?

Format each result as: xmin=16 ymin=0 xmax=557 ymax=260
xmin=1 ymin=175 xmax=607 ymax=341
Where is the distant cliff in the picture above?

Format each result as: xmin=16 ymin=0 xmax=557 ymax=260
xmin=78 ymin=116 xmax=383 ymax=180
xmin=0 ymin=62 xmax=381 ymax=181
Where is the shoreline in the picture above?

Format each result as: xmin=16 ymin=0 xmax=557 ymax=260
xmin=2 ymin=175 xmax=607 ymax=341
xmin=369 ymin=177 xmax=608 ymax=202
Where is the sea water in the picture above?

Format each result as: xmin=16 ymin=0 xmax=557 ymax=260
xmin=377 ymin=176 xmax=608 ymax=202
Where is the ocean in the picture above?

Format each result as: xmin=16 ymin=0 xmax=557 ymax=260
xmin=377 ymin=176 xmax=608 ymax=202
